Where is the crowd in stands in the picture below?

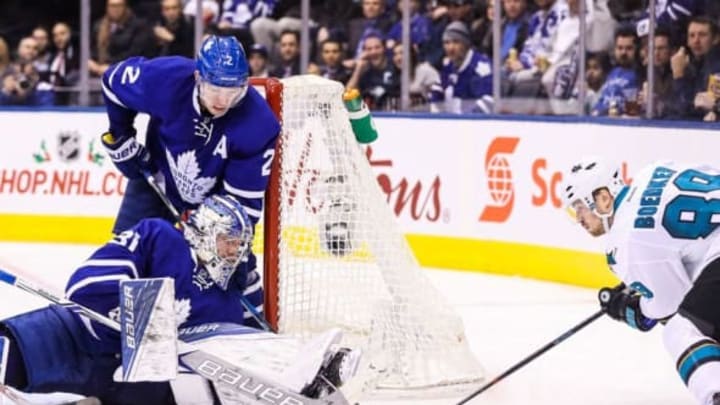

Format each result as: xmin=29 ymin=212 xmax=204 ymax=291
xmin=1 ymin=0 xmax=720 ymax=121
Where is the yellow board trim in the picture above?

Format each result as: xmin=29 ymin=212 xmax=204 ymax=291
xmin=406 ymin=234 xmax=619 ymax=288
xmin=0 ymin=214 xmax=618 ymax=288
xmin=0 ymin=214 xmax=114 ymax=245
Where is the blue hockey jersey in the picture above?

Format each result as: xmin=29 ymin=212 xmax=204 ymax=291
xmin=65 ymin=218 xmax=262 ymax=354
xmin=591 ymin=66 xmax=639 ymax=116
xmin=432 ymin=49 xmax=493 ymax=114
xmin=101 ymin=56 xmax=281 ymax=225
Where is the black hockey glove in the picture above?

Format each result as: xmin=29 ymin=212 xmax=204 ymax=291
xmin=598 ymin=284 xmax=657 ymax=332
xmin=101 ymin=131 xmax=153 ymax=179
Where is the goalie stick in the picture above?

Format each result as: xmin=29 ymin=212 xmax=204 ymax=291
xmin=456 ymin=308 xmax=606 ymax=404
xmin=0 ymin=265 xmax=349 ymax=405
xmin=142 ymin=170 xmax=274 ymax=333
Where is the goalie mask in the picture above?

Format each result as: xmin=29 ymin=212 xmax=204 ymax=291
xmin=562 ymin=157 xmax=625 ymax=236
xmin=184 ymin=195 xmax=253 ymax=290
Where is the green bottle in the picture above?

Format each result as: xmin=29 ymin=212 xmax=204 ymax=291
xmin=343 ymin=88 xmax=378 ymax=144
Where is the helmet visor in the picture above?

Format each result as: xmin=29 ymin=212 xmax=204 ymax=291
xmin=198 ymin=78 xmax=248 ymax=111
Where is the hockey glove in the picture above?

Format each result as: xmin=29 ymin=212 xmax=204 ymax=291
xmin=101 ymin=131 xmax=152 ymax=179
xmin=598 ymin=284 xmax=657 ymax=332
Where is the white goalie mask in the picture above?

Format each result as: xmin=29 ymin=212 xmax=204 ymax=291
xmin=184 ymin=195 xmax=253 ymax=290
xmin=561 ymin=157 xmax=626 ymax=234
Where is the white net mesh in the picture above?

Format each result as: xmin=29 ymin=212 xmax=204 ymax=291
xmin=260 ymin=75 xmax=484 ymax=399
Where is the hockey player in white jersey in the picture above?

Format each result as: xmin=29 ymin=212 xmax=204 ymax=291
xmin=562 ymin=157 xmax=720 ymax=405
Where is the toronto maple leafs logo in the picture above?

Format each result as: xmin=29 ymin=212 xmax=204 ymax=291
xmin=166 ymin=149 xmax=217 ymax=204
xmin=192 ymin=266 xmax=215 ymax=291
xmin=175 ymin=298 xmax=191 ymax=326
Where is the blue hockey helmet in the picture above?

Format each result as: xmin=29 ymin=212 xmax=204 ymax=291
xmin=196 ymin=35 xmax=249 ymax=88
xmin=184 ymin=194 xmax=254 ymax=290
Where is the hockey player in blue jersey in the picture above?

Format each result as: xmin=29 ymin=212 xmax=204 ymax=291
xmin=100 ymin=35 xmax=280 ymax=234
xmin=0 ymin=195 xmax=359 ymax=404
xmin=100 ymin=35 xmax=279 ymax=335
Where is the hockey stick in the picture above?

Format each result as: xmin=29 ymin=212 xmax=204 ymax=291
xmin=142 ymin=170 xmax=274 ymax=332
xmin=0 ymin=265 xmax=346 ymax=405
xmin=456 ymin=308 xmax=606 ymax=404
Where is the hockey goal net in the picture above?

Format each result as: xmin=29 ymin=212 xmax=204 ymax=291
xmin=251 ymin=75 xmax=484 ymax=399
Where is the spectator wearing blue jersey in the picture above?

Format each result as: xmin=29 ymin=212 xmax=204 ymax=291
xmin=504 ymin=0 xmax=567 ymax=99
xmin=218 ymin=0 xmax=276 ymax=31
xmin=478 ymin=0 xmax=531 ymax=61
xmin=430 ymin=21 xmax=493 ymax=114
xmin=347 ymin=0 xmax=395 ymax=60
xmin=591 ymin=26 xmax=641 ymax=117
xmin=385 ymin=0 xmax=431 ymax=52
xmin=634 ymin=0 xmax=704 ymax=49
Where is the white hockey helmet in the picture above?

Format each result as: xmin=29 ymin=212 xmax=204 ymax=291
xmin=561 ymin=157 xmax=625 ymax=233
xmin=184 ymin=194 xmax=253 ymax=290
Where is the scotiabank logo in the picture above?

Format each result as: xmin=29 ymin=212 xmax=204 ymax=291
xmin=479 ymin=137 xmax=519 ymax=223
xmin=368 ymin=146 xmax=443 ymax=222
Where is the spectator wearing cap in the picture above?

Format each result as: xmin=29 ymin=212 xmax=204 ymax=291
xmin=430 ymin=21 xmax=493 ymax=114
xmin=154 ymin=0 xmax=195 ymax=57
xmin=248 ymin=43 xmax=270 ymax=77
xmin=346 ymin=31 xmax=400 ymax=110
xmin=425 ymin=0 xmax=477 ymax=69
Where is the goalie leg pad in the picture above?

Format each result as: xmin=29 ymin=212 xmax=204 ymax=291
xmin=0 ymin=328 xmax=27 ymax=389
xmin=1 ymin=305 xmax=91 ymax=392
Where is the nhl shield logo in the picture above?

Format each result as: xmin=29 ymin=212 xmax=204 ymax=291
xmin=57 ymin=131 xmax=81 ymax=162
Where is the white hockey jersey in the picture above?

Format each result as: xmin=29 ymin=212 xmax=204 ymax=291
xmin=606 ymin=161 xmax=720 ymax=320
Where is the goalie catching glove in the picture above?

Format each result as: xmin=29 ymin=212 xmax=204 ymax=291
xmin=598 ymin=284 xmax=657 ymax=332
xmin=101 ymin=131 xmax=153 ymax=179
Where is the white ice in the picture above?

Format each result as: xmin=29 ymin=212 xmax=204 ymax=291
xmin=0 ymin=242 xmax=694 ymax=405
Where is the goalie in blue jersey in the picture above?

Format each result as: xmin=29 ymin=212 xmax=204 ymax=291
xmin=0 ymin=195 xmax=360 ymax=404
xmin=99 ymin=34 xmax=280 ymax=335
